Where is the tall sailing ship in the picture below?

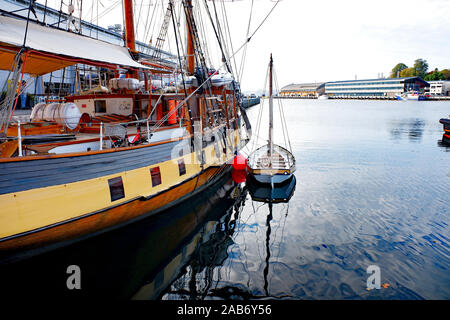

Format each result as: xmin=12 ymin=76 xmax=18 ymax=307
xmin=0 ymin=0 xmax=252 ymax=258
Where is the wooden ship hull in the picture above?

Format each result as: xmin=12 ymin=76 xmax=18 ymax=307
xmin=0 ymin=128 xmax=244 ymax=256
xmin=0 ymin=0 xmax=252 ymax=259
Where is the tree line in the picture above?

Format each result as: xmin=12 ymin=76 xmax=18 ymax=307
xmin=390 ymin=59 xmax=450 ymax=81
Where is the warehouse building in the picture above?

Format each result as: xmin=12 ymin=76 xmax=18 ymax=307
xmin=325 ymin=77 xmax=429 ymax=98
xmin=280 ymin=83 xmax=326 ymax=97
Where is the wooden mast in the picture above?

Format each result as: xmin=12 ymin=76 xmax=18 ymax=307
xmin=123 ymin=0 xmax=138 ymax=79
xmin=123 ymin=0 xmax=137 ymax=53
xmin=268 ymin=54 xmax=273 ymax=163
xmin=185 ymin=0 xmax=195 ymax=75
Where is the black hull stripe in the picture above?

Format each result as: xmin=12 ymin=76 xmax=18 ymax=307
xmin=0 ymin=140 xmax=185 ymax=195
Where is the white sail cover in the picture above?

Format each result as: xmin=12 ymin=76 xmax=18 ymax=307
xmin=0 ymin=15 xmax=148 ymax=75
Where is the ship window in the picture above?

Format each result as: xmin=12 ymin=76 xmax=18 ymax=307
xmin=95 ymin=100 xmax=106 ymax=113
xmin=150 ymin=167 xmax=162 ymax=186
xmin=108 ymin=177 xmax=125 ymax=202
xmin=178 ymin=159 xmax=186 ymax=176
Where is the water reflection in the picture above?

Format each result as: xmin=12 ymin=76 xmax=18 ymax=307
xmin=389 ymin=119 xmax=425 ymax=142
xmin=137 ymin=184 xmax=247 ymax=300
xmin=161 ymin=177 xmax=297 ymax=300
xmin=0 ymin=172 xmax=247 ymax=300
xmin=247 ymin=175 xmax=296 ymax=204
xmin=248 ymin=177 xmax=296 ymax=298
xmin=438 ymin=134 xmax=450 ymax=150
xmin=1 ymin=100 xmax=448 ymax=300
xmin=155 ymin=185 xmax=248 ymax=300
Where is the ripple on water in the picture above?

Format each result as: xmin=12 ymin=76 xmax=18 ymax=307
xmin=160 ymin=100 xmax=450 ymax=300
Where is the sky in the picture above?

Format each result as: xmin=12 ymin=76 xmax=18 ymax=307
xmin=36 ymin=0 xmax=450 ymax=92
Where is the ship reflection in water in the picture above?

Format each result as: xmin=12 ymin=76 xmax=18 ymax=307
xmin=134 ymin=173 xmax=249 ymax=300
xmin=389 ymin=118 xmax=425 ymax=142
xmin=439 ymin=134 xmax=450 ymax=149
xmin=0 ymin=172 xmax=248 ymax=299
xmin=160 ymin=175 xmax=297 ymax=300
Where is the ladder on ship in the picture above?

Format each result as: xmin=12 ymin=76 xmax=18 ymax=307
xmin=151 ymin=1 xmax=173 ymax=62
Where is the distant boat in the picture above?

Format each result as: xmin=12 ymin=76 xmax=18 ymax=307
xmin=406 ymin=91 xmax=426 ymax=100
xmin=247 ymin=54 xmax=295 ymax=187
xmin=317 ymin=94 xmax=328 ymax=100
xmin=440 ymin=116 xmax=450 ymax=144
xmin=242 ymin=93 xmax=260 ymax=108
xmin=440 ymin=116 xmax=450 ymax=131
xmin=210 ymin=72 xmax=234 ymax=87
xmin=396 ymin=94 xmax=407 ymax=101
xmin=395 ymin=91 xmax=426 ymax=101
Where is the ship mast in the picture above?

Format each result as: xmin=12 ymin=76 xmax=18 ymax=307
xmin=268 ymin=54 xmax=273 ymax=163
xmin=123 ymin=0 xmax=139 ymax=79
xmin=185 ymin=0 xmax=195 ymax=75
xmin=123 ymin=0 xmax=137 ymax=54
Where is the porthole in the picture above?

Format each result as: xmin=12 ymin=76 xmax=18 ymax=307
xmin=150 ymin=167 xmax=162 ymax=187
xmin=178 ymin=159 xmax=186 ymax=176
xmin=108 ymin=177 xmax=125 ymax=202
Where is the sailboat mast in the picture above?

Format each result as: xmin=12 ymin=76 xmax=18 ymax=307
xmin=268 ymin=54 xmax=273 ymax=161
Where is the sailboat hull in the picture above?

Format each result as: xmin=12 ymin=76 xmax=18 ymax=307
xmin=247 ymin=144 xmax=296 ymax=186
xmin=250 ymin=172 xmax=294 ymax=185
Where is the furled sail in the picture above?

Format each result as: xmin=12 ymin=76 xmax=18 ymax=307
xmin=0 ymin=15 xmax=148 ymax=76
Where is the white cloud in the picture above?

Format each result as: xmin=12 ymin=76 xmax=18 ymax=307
xmin=35 ymin=0 xmax=450 ymax=91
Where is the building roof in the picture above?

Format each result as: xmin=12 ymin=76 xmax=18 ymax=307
xmin=281 ymin=82 xmax=325 ymax=91
xmin=427 ymin=80 xmax=450 ymax=84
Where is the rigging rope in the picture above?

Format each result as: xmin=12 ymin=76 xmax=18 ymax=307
xmin=252 ymin=58 xmax=269 ymax=152
xmin=273 ymin=66 xmax=288 ymax=154
xmin=149 ymin=0 xmax=281 ymax=133
xmin=220 ymin=0 xmax=239 ymax=79
xmin=238 ymin=0 xmax=253 ymax=84
xmin=202 ymin=0 xmax=231 ymax=74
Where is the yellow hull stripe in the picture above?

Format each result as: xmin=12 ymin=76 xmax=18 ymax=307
xmin=0 ymin=130 xmax=241 ymax=239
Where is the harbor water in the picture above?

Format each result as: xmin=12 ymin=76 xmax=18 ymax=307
xmin=0 ymin=99 xmax=449 ymax=299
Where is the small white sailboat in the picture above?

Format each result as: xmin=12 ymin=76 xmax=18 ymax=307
xmin=247 ymin=54 xmax=295 ymax=187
